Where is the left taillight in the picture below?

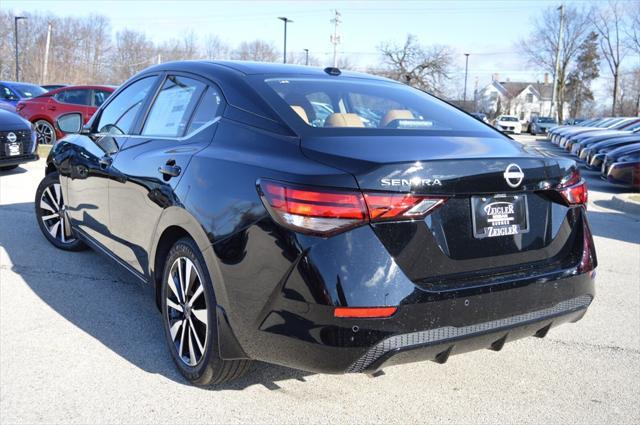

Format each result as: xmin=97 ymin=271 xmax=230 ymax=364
xmin=258 ymin=180 xmax=446 ymax=236
xmin=557 ymin=169 xmax=588 ymax=206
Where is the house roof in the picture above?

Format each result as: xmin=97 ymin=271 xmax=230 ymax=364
xmin=494 ymin=81 xmax=554 ymax=101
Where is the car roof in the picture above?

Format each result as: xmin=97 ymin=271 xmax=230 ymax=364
xmin=50 ymin=85 xmax=116 ymax=92
xmin=0 ymin=81 xmax=43 ymax=89
xmin=144 ymin=60 xmax=395 ymax=82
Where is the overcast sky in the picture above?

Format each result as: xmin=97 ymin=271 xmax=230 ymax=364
xmin=4 ymin=0 xmax=634 ymax=95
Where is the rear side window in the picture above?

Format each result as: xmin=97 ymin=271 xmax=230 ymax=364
xmin=56 ymin=89 xmax=90 ymax=105
xmin=93 ymin=90 xmax=112 ymax=107
xmin=186 ymin=86 xmax=223 ymax=134
xmin=264 ymin=77 xmax=491 ymax=133
xmin=97 ymin=76 xmax=157 ymax=135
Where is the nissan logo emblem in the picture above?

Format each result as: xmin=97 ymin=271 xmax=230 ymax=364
xmin=6 ymin=132 xmax=17 ymax=143
xmin=503 ymin=163 xmax=524 ymax=188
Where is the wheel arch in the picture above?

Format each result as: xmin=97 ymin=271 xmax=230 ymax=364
xmin=150 ymin=206 xmax=249 ymax=360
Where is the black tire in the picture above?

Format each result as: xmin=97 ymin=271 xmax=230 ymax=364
xmin=35 ymin=172 xmax=87 ymax=251
xmin=0 ymin=165 xmax=18 ymax=171
xmin=161 ymin=237 xmax=251 ymax=386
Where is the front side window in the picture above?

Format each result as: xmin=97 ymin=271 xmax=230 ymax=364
xmin=142 ymin=76 xmax=205 ymax=137
xmin=0 ymin=86 xmax=18 ymax=100
xmin=96 ymin=76 xmax=157 ymax=135
xmin=265 ymin=77 xmax=492 ymax=133
xmin=56 ymin=89 xmax=90 ymax=105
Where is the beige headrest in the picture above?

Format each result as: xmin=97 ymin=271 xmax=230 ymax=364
xmin=291 ymin=105 xmax=309 ymax=124
xmin=324 ymin=113 xmax=365 ymax=128
xmin=379 ymin=109 xmax=415 ymax=127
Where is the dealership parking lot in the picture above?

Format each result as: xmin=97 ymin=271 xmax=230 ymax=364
xmin=0 ymin=135 xmax=639 ymax=424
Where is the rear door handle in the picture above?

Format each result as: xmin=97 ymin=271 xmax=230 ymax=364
xmin=158 ymin=162 xmax=181 ymax=179
xmin=47 ymin=105 xmax=56 ymax=111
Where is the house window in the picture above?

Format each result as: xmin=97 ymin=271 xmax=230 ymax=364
xmin=525 ymin=93 xmax=534 ymax=103
xmin=490 ymin=92 xmax=498 ymax=101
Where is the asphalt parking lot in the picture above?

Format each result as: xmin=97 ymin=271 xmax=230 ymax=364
xmin=1 ymin=135 xmax=639 ymax=424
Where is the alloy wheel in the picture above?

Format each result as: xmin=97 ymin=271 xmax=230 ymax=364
xmin=39 ymin=182 xmax=75 ymax=243
xmin=166 ymin=257 xmax=208 ymax=367
xmin=35 ymin=121 xmax=55 ymax=145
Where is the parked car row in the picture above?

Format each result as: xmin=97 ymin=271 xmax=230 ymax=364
xmin=548 ymin=117 xmax=640 ymax=190
xmin=0 ymin=80 xmax=115 ymax=146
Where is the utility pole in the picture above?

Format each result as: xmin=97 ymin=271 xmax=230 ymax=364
xmin=157 ymin=54 xmax=162 ymax=64
xmin=463 ymin=53 xmax=470 ymax=105
xmin=278 ymin=17 xmax=293 ymax=64
xmin=304 ymin=48 xmax=309 ymax=66
xmin=14 ymin=16 xmax=27 ymax=81
xmin=330 ymin=10 xmax=342 ymax=67
xmin=42 ymin=22 xmax=52 ymax=84
xmin=550 ymin=4 xmax=564 ymax=120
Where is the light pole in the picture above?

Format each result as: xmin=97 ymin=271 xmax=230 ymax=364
xmin=551 ymin=5 xmax=564 ymax=120
xmin=278 ymin=17 xmax=293 ymax=64
xmin=304 ymin=48 xmax=309 ymax=66
xmin=463 ymin=53 xmax=470 ymax=105
xmin=14 ymin=16 xmax=27 ymax=81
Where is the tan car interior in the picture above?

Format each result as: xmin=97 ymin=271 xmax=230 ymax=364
xmin=288 ymin=105 xmax=416 ymax=128
xmin=379 ymin=109 xmax=415 ymax=127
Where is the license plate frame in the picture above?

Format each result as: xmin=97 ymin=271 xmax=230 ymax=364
xmin=471 ymin=193 xmax=529 ymax=239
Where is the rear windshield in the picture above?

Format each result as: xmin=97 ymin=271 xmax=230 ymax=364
xmin=264 ymin=77 xmax=490 ymax=133
xmin=10 ymin=83 xmax=46 ymax=99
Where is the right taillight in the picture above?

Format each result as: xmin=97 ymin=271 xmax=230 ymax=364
xmin=258 ymin=180 xmax=446 ymax=236
xmin=557 ymin=169 xmax=588 ymax=207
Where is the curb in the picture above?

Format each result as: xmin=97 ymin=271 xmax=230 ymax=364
xmin=610 ymin=195 xmax=640 ymax=217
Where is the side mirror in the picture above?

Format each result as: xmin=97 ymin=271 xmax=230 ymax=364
xmin=56 ymin=112 xmax=83 ymax=134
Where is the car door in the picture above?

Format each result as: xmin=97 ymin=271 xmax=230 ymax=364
xmin=64 ymin=76 xmax=160 ymax=252
xmin=108 ymin=74 xmax=224 ymax=276
xmin=0 ymin=85 xmax=19 ymax=111
xmin=51 ymin=88 xmax=91 ymax=124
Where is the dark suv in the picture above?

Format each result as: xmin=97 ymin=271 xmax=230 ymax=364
xmin=36 ymin=61 xmax=596 ymax=386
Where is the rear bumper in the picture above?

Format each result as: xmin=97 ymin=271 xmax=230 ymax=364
xmin=351 ymin=294 xmax=591 ymax=373
xmin=0 ymin=153 xmax=38 ymax=167
xmin=246 ymin=270 xmax=595 ymax=374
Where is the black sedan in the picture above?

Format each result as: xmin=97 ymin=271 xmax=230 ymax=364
xmin=601 ymin=143 xmax=640 ymax=189
xmin=0 ymin=109 xmax=38 ymax=171
xmin=583 ymin=134 xmax=640 ymax=169
xmin=36 ymin=61 xmax=596 ymax=386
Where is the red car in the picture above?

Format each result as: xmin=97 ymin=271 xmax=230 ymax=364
xmin=16 ymin=85 xmax=115 ymax=144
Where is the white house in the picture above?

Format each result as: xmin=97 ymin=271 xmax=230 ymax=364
xmin=477 ymin=76 xmax=569 ymax=123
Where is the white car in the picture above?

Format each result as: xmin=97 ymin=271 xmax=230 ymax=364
xmin=494 ymin=115 xmax=522 ymax=134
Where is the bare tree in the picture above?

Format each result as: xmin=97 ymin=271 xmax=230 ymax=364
xmin=592 ymin=1 xmax=630 ymax=116
xmin=376 ymin=34 xmax=453 ymax=96
xmin=232 ymin=40 xmax=279 ymax=62
xmin=203 ymin=34 xmax=230 ymax=60
xmin=626 ymin=3 xmax=640 ymax=54
xmin=521 ymin=5 xmax=593 ymax=123
xmin=111 ymin=29 xmax=155 ymax=83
